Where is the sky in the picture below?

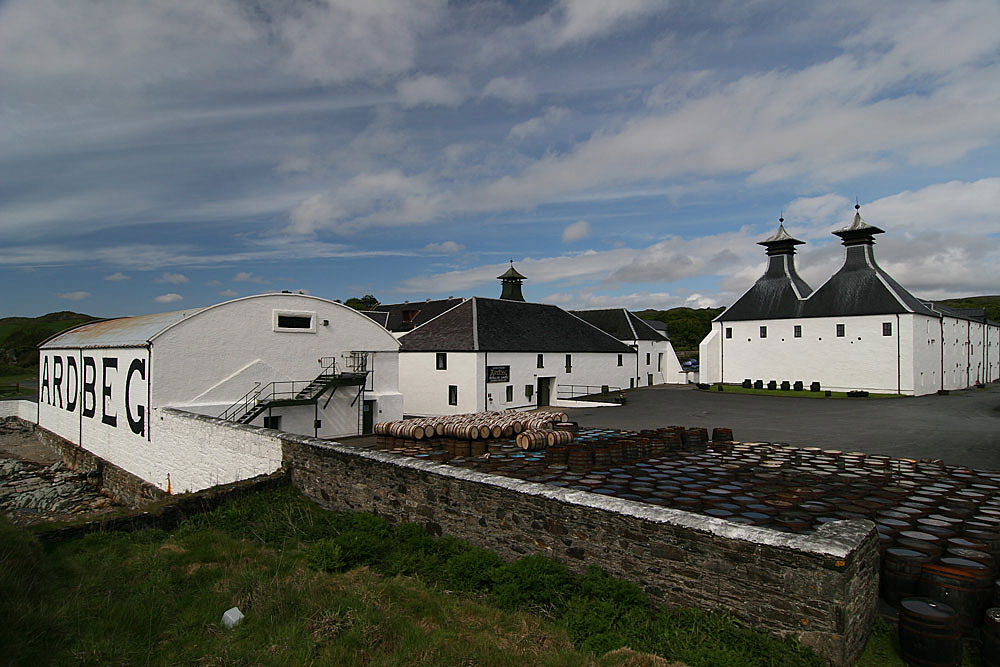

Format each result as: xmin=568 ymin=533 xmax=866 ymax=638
xmin=2 ymin=0 xmax=999 ymax=318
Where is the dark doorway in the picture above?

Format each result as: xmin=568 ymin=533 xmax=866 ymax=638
xmin=536 ymin=377 xmax=553 ymax=407
xmin=362 ymin=400 xmax=376 ymax=435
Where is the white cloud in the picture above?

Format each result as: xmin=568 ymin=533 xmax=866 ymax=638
xmin=481 ymin=76 xmax=535 ymax=104
xmin=219 ymin=289 xmax=238 ymax=297
xmin=543 ymin=289 xmax=722 ymax=311
xmin=509 ymin=107 xmax=570 ymax=141
xmin=397 ymin=75 xmax=465 ymax=108
xmin=157 ymin=271 xmax=189 ymax=284
xmin=233 ymin=271 xmax=267 ymax=283
xmin=104 ymin=272 xmax=130 ymax=281
xmin=561 ymin=220 xmax=591 ymax=243
xmin=154 ymin=293 xmax=183 ymax=303
xmin=279 ymin=0 xmax=445 ymax=85
xmin=56 ymin=291 xmax=91 ymax=301
xmin=424 ymin=241 xmax=465 ymax=253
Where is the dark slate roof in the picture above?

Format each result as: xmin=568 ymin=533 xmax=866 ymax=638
xmin=718 ymin=234 xmax=813 ymax=322
xmin=926 ymin=302 xmax=990 ymax=324
xmin=497 ymin=264 xmax=527 ymax=280
xmin=400 ymin=298 xmax=635 ymax=353
xmin=642 ymin=319 xmax=670 ymax=336
xmin=361 ymin=311 xmax=389 ymax=327
xmin=800 ymin=243 xmax=936 ymax=318
xmin=571 ymin=309 xmax=668 ymax=341
xmin=368 ymin=298 xmax=465 ymax=332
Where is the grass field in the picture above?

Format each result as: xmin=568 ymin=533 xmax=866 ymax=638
xmin=1 ymin=486 xmax=834 ymax=666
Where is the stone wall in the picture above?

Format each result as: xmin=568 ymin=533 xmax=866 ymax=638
xmin=283 ymin=435 xmax=878 ymax=666
xmin=34 ymin=425 xmax=167 ymax=508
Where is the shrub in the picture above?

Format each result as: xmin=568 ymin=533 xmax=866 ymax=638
xmin=490 ymin=555 xmax=573 ymax=614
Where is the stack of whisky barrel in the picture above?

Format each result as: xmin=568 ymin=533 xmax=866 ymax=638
xmin=374 ymin=410 xmax=572 ymax=457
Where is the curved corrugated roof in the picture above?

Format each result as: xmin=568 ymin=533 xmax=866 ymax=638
xmin=40 ymin=309 xmax=206 ymax=348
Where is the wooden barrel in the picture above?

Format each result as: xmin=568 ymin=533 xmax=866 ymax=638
xmin=983 ymin=607 xmax=1000 ymax=667
xmin=546 ymin=430 xmax=573 ymax=446
xmin=516 ymin=431 xmax=548 ymax=451
xmin=919 ymin=557 xmax=993 ymax=634
xmin=711 ymin=427 xmax=734 ymax=442
xmin=882 ymin=548 xmax=932 ymax=606
xmin=898 ymin=597 xmax=962 ymax=667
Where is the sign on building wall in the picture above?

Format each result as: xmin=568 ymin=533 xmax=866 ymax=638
xmin=486 ymin=365 xmax=510 ymax=383
xmin=38 ymin=348 xmax=150 ymax=443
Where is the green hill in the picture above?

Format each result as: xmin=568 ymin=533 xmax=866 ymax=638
xmin=633 ymin=306 xmax=725 ymax=351
xmin=0 ymin=311 xmax=100 ymax=373
xmin=935 ymin=295 xmax=1000 ymax=323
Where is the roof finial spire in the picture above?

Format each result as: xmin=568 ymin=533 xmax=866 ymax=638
xmin=779 ymin=211 xmax=784 ymax=224
xmin=855 ymin=197 xmax=860 ymax=211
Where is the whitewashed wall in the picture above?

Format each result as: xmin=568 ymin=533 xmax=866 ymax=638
xmin=399 ymin=350 xmax=637 ymax=416
xmin=629 ymin=339 xmax=686 ymax=386
xmin=701 ymin=313 xmax=1000 ymax=396
xmin=0 ymin=399 xmax=37 ymax=421
xmin=398 ymin=352 xmax=480 ymax=415
xmin=151 ymin=295 xmax=400 ymax=421
xmin=38 ymin=347 xmax=151 ymax=456
xmin=148 ymin=408 xmax=283 ymax=493
xmin=700 ymin=316 xmax=906 ymax=394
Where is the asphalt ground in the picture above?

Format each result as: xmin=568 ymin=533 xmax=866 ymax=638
xmin=564 ymin=383 xmax=1000 ymax=471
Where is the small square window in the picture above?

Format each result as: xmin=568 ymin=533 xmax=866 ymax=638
xmin=436 ymin=352 xmax=447 ymax=370
xmin=759 ymin=326 xmax=767 ymax=338
xmin=794 ymin=325 xmax=802 ymax=338
xmin=448 ymin=385 xmax=458 ymax=405
xmin=617 ymin=354 xmax=623 ymax=366
xmin=505 ymin=385 xmax=513 ymax=402
xmin=883 ymin=322 xmax=893 ymax=336
xmin=725 ymin=327 xmax=732 ymax=339
xmin=836 ymin=324 xmax=845 ymax=337
xmin=274 ymin=310 xmax=316 ymax=333
xmin=645 ymin=353 xmax=651 ymax=365
xmin=537 ymin=353 xmax=544 ymax=368
xmin=524 ymin=384 xmax=533 ymax=398
xmin=262 ymin=415 xmax=282 ymax=430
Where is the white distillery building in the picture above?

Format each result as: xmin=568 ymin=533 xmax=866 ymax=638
xmin=570 ymin=309 xmax=687 ymax=387
xmin=396 ymin=267 xmax=639 ymax=416
xmin=36 ymin=293 xmax=403 ymax=492
xmin=700 ymin=208 xmax=1000 ymax=395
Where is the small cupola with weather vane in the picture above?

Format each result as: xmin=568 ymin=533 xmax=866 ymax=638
xmin=497 ymin=262 xmax=527 ymax=301
xmin=717 ymin=217 xmax=813 ymax=321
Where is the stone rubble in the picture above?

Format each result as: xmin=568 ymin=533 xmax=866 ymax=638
xmin=0 ymin=418 xmax=120 ymax=526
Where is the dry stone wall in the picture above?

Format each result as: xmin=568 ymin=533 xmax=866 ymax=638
xmin=284 ymin=435 xmax=878 ymax=666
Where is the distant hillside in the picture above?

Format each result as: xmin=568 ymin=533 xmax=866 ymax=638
xmin=0 ymin=311 xmax=100 ymax=372
xmin=634 ymin=307 xmax=725 ymax=351
xmin=935 ymin=296 xmax=1000 ymax=323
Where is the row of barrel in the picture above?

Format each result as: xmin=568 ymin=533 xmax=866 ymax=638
xmin=373 ymin=410 xmax=570 ymax=442
xmin=898 ymin=598 xmax=1000 ymax=666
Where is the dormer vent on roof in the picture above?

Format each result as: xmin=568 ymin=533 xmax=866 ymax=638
xmin=498 ymin=262 xmax=526 ymax=302
xmin=717 ymin=218 xmax=813 ymax=321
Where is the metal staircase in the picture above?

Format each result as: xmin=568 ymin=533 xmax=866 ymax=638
xmin=219 ymin=356 xmax=369 ymax=425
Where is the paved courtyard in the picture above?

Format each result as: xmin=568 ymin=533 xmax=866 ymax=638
xmin=565 ymin=383 xmax=1000 ymax=471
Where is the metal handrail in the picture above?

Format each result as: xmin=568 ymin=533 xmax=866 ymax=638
xmin=556 ymin=384 xmax=623 ymax=399
xmin=219 ymin=355 xmax=369 ymax=423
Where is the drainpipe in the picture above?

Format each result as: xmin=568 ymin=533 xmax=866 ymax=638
xmin=483 ymin=351 xmax=488 ymax=413
xmin=967 ymin=320 xmax=971 ymax=388
xmin=896 ymin=314 xmax=900 ymax=395
xmin=940 ymin=319 xmax=945 ymax=392
xmin=720 ymin=322 xmax=725 ymax=385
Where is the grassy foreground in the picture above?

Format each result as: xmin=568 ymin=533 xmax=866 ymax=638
xmin=2 ymin=487 xmax=831 ymax=665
